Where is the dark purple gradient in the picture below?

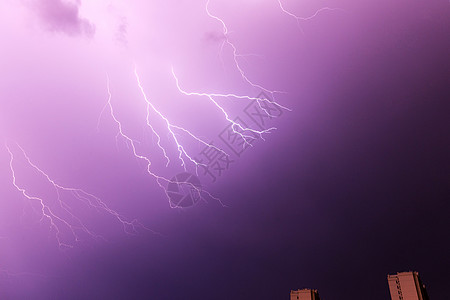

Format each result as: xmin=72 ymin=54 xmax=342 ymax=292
xmin=0 ymin=0 xmax=449 ymax=299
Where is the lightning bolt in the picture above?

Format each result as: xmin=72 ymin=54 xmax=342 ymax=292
xmin=134 ymin=66 xmax=215 ymax=170
xmin=201 ymin=0 xmax=293 ymax=142
xmin=5 ymin=141 xmax=154 ymax=248
xmin=277 ymin=0 xmax=344 ymax=28
xmin=172 ymin=67 xmax=280 ymax=146
xmin=6 ymin=142 xmax=78 ymax=248
xmin=0 ymin=0 xmax=341 ymax=280
xmin=101 ymin=74 xmax=224 ymax=208
xmin=100 ymin=75 xmax=170 ymax=190
xmin=205 ymin=0 xmax=286 ymax=102
xmin=2 ymin=1 xmax=312 ymax=250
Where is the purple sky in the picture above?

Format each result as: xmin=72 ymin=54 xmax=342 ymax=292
xmin=0 ymin=0 xmax=449 ymax=299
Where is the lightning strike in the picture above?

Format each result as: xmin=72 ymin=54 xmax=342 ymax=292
xmin=277 ymin=1 xmax=344 ymax=27
xmin=205 ymin=0 xmax=285 ymax=103
xmin=102 ymin=74 xmax=223 ymax=208
xmin=134 ymin=66 xmax=230 ymax=166
xmin=102 ymin=75 xmax=170 ymax=189
xmin=171 ymin=67 xmax=277 ymax=144
xmin=5 ymin=141 xmax=154 ymax=248
xmin=6 ymin=143 xmax=77 ymax=248
xmin=5 ymin=2 xmax=297 ymax=243
xmin=17 ymin=143 xmax=152 ymax=235
xmin=134 ymin=67 xmax=202 ymax=170
xmin=0 ymin=0 xmax=350 ymax=285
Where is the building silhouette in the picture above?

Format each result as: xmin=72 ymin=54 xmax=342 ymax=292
xmin=387 ymin=271 xmax=430 ymax=300
xmin=290 ymin=288 xmax=321 ymax=300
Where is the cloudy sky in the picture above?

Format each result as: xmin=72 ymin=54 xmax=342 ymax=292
xmin=0 ymin=0 xmax=448 ymax=299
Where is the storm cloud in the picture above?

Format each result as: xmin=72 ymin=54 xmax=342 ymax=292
xmin=30 ymin=0 xmax=94 ymax=37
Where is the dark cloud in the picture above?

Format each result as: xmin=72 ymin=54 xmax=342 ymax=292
xmin=31 ymin=0 xmax=95 ymax=37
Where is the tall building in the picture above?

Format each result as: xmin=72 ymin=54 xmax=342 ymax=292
xmin=387 ymin=271 xmax=430 ymax=300
xmin=290 ymin=288 xmax=321 ymax=300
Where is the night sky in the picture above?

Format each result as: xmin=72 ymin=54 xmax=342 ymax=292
xmin=0 ymin=0 xmax=448 ymax=299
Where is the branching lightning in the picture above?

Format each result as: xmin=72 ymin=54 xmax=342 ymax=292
xmin=7 ymin=143 xmax=77 ymax=248
xmin=171 ymin=67 xmax=277 ymax=144
xmin=2 ymin=0 xmax=336 ymax=252
xmin=100 ymin=74 xmax=225 ymax=207
xmin=277 ymin=0 xmax=344 ymax=30
xmin=4 ymin=141 xmax=153 ymax=248
xmin=100 ymin=75 xmax=168 ymax=188
xmin=2 ymin=1 xmax=328 ymax=244
xmin=134 ymin=66 xmax=209 ymax=169
xmin=205 ymin=0 xmax=286 ymax=103
xmin=0 ymin=0 xmax=343 ymax=282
